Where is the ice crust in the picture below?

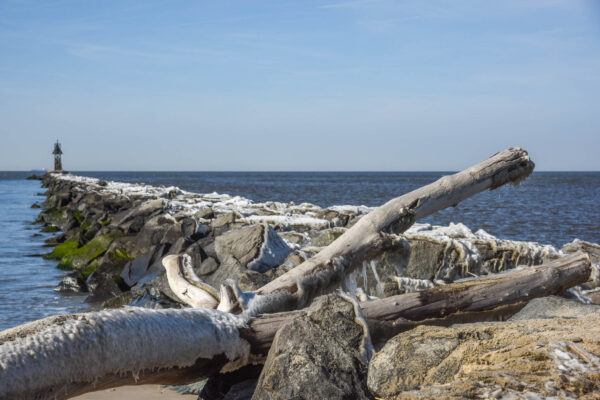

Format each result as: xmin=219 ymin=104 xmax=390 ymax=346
xmin=0 ymin=308 xmax=249 ymax=396
xmin=52 ymin=173 xmax=370 ymax=231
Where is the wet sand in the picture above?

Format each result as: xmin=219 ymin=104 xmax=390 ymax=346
xmin=72 ymin=385 xmax=197 ymax=399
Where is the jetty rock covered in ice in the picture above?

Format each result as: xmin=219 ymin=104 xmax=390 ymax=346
xmin=35 ymin=172 xmax=594 ymax=308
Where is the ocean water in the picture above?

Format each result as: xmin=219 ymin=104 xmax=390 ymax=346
xmin=0 ymin=172 xmax=91 ymax=331
xmin=0 ymin=171 xmax=598 ymax=330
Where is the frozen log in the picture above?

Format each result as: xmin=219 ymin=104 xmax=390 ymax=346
xmin=0 ymin=252 xmax=589 ymax=400
xmin=361 ymin=251 xmax=592 ymax=323
xmin=219 ymin=147 xmax=535 ymax=315
xmin=246 ymin=251 xmax=592 ymax=350
xmin=0 ymin=308 xmax=250 ymax=400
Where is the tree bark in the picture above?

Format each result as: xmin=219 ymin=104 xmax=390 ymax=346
xmin=220 ymin=147 xmax=535 ymax=315
xmin=1 ymin=252 xmax=589 ymax=400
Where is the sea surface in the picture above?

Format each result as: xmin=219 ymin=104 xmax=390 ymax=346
xmin=0 ymin=171 xmax=598 ymax=330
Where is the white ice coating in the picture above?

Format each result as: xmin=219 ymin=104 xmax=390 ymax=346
xmin=245 ymin=215 xmax=331 ymax=230
xmin=368 ymin=260 xmax=384 ymax=297
xmin=247 ymin=225 xmax=292 ymax=273
xmin=392 ymin=277 xmax=435 ymax=293
xmin=404 ymin=222 xmax=562 ymax=280
xmin=51 ymin=173 xmax=371 ymax=231
xmin=0 ymin=308 xmax=250 ymax=397
xmin=342 ymin=271 xmax=378 ymax=302
xmin=53 ymin=173 xmax=593 ymax=303
xmin=404 ymin=222 xmax=561 ymax=259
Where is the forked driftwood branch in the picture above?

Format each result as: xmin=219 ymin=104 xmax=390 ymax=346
xmin=170 ymin=147 xmax=535 ymax=314
xmin=0 ymin=252 xmax=590 ymax=400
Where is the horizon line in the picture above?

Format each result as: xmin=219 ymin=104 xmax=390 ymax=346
xmin=3 ymin=169 xmax=600 ymax=173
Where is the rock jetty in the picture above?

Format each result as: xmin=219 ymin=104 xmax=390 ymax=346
xmin=24 ymin=171 xmax=600 ymax=399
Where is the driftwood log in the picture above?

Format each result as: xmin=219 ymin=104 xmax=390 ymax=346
xmin=0 ymin=252 xmax=590 ymax=400
xmin=169 ymin=147 xmax=535 ymax=315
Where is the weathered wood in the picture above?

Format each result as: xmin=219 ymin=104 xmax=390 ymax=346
xmin=225 ymin=147 xmax=535 ymax=315
xmin=0 ymin=252 xmax=589 ymax=400
xmin=0 ymin=308 xmax=248 ymax=400
xmin=162 ymin=254 xmax=220 ymax=308
xmin=361 ymin=251 xmax=591 ymax=321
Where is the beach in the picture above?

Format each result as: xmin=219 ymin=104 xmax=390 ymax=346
xmin=72 ymin=385 xmax=196 ymax=400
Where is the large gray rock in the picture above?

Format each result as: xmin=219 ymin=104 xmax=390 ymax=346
xmin=112 ymin=199 xmax=165 ymax=233
xmin=120 ymin=245 xmax=166 ymax=287
xmin=54 ymin=271 xmax=87 ymax=293
xmin=215 ymin=224 xmax=291 ymax=273
xmin=85 ymin=271 xmax=124 ymax=303
xmin=133 ymin=214 xmax=182 ymax=250
xmin=252 ymin=294 xmax=373 ymax=400
xmin=509 ymin=296 xmax=600 ymax=320
xmin=562 ymin=239 xmax=600 ymax=264
xmin=310 ymin=227 xmax=347 ymax=247
xmin=203 ymin=224 xmax=291 ymax=291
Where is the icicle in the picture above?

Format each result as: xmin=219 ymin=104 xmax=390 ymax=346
xmin=369 ymin=260 xmax=384 ymax=297
xmin=361 ymin=262 xmax=368 ymax=291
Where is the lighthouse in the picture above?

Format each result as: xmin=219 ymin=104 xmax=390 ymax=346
xmin=52 ymin=140 xmax=63 ymax=171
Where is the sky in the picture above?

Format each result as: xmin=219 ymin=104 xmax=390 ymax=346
xmin=1 ymin=0 xmax=599 ymax=171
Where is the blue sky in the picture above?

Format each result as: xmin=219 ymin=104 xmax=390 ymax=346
xmin=1 ymin=0 xmax=599 ymax=171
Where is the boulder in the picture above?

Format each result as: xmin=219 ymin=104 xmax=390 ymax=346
xmin=112 ymin=199 xmax=165 ymax=233
xmin=54 ymin=272 xmax=87 ymax=293
xmin=85 ymin=271 xmax=124 ymax=303
xmin=562 ymin=239 xmax=600 ymax=291
xmin=562 ymin=239 xmax=600 ymax=264
xmin=508 ymin=296 xmax=600 ymax=320
xmin=212 ymin=212 xmax=237 ymax=235
xmin=184 ymin=241 xmax=208 ymax=270
xmin=310 ymin=227 xmax=347 ymax=247
xmin=133 ymin=214 xmax=182 ymax=249
xmin=195 ymin=208 xmax=215 ymax=220
xmin=198 ymin=365 xmax=262 ymax=400
xmin=197 ymin=257 xmax=219 ymax=276
xmin=120 ymin=245 xmax=165 ymax=287
xmin=253 ymin=294 xmax=373 ymax=400
xmin=202 ymin=224 xmax=291 ymax=290
xmin=215 ymin=224 xmax=291 ymax=273
xmin=180 ymin=216 xmax=206 ymax=240
xmin=367 ymin=315 xmax=600 ymax=399
xmin=402 ymin=223 xmax=560 ymax=283
xmin=168 ymin=237 xmax=192 ymax=255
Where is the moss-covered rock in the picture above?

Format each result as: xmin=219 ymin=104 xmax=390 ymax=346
xmin=44 ymin=233 xmax=120 ymax=272
xmin=44 ymin=239 xmax=79 ymax=261
xmin=41 ymin=225 xmax=60 ymax=233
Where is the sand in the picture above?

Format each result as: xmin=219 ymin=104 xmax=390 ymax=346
xmin=71 ymin=385 xmax=197 ymax=399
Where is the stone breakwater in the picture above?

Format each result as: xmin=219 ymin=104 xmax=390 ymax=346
xmin=30 ymin=173 xmax=600 ymax=399
xmin=35 ymin=172 xmax=593 ymax=308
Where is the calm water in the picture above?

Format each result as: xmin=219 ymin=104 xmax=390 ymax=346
xmin=0 ymin=172 xmax=91 ymax=330
xmin=0 ymin=171 xmax=598 ymax=330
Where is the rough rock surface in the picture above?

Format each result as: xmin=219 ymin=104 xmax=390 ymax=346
xmin=253 ymin=294 xmax=373 ymax=400
xmin=54 ymin=271 xmax=87 ymax=293
xmin=509 ymin=296 xmax=600 ymax=320
xmin=368 ymin=309 xmax=600 ymax=399
xmin=215 ymin=224 xmax=291 ymax=273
